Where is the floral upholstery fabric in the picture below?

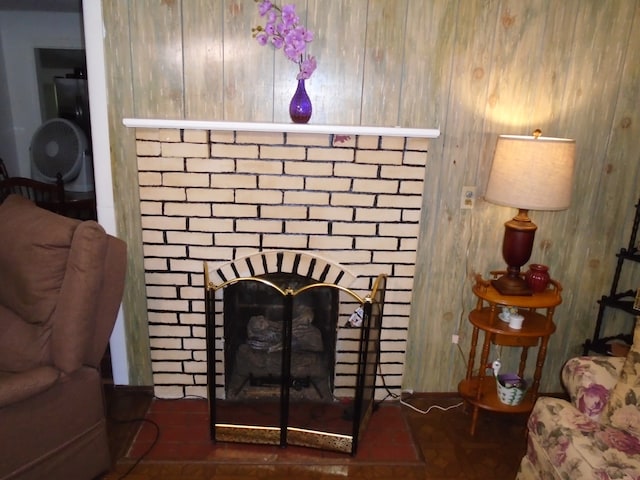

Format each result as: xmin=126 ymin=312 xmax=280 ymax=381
xmin=603 ymin=322 xmax=640 ymax=437
xmin=516 ymin=355 xmax=640 ymax=480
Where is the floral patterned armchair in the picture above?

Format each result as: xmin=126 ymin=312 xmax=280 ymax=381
xmin=517 ymin=323 xmax=640 ymax=479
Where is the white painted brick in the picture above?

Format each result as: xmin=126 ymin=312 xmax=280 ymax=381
xmin=139 ymin=172 xmax=162 ymax=186
xmin=146 ymin=285 xmax=178 ymax=298
xmin=306 ymin=147 xmax=354 ymax=162
xmin=184 ymin=129 xmax=208 ymax=143
xmin=165 ymin=202 xmax=212 ymax=217
xmin=166 ymin=231 xmax=213 ymax=245
xmin=400 ymin=180 xmax=425 ymax=195
xmin=403 ymin=150 xmax=428 ymax=166
xmin=402 ymin=209 xmax=422 ymax=223
xmin=262 ymin=235 xmax=309 ymax=249
xmin=285 ymin=161 xmax=333 ymax=176
xmin=381 ymin=164 xmax=425 ymax=180
xmin=333 ymin=162 xmax=377 ymax=178
xmin=144 ymin=258 xmax=168 ymax=271
xmin=163 ymin=172 xmax=209 ymax=187
xmin=406 ymin=137 xmax=430 ymax=152
xmin=212 ymin=143 xmax=259 ymax=159
xmin=162 ymin=142 xmax=209 ymax=158
xmin=150 ymin=337 xmax=182 ymax=349
xmin=286 ymin=133 xmax=330 ymax=146
xmin=149 ymin=324 xmax=191 ymax=338
xmin=147 ymin=299 xmax=190 ymax=312
xmin=180 ymin=313 xmax=205 ymax=325
xmin=187 ymin=188 xmax=234 ymax=202
xmin=352 ymin=178 xmax=399 ymax=194
xmin=144 ymin=244 xmax=187 ymax=258
xmin=284 ymin=190 xmax=330 ymax=205
xmin=141 ymin=216 xmax=186 ymax=231
xmin=355 ymin=149 xmax=403 ymax=165
xmin=330 ymin=192 xmax=375 ymax=207
xmin=261 ymin=205 xmax=308 ymax=219
xmin=153 ymin=361 xmax=183 ymax=372
xmin=140 ymin=201 xmax=162 ymax=215
xmin=260 ymin=145 xmax=306 ymax=160
xmin=136 ymin=129 xmax=160 ymax=141
xmin=236 ymin=159 xmax=283 ymax=174
xmin=381 ymin=136 xmax=405 ymax=150
xmin=259 ymin=174 xmax=304 ymax=190
xmin=331 ymin=135 xmax=356 ymax=147
xmin=332 ymin=222 xmax=376 ymax=236
xmin=214 ymin=233 xmax=261 ymax=246
xmin=185 ymin=385 xmax=208 ymax=398
xmin=151 ymin=349 xmax=191 ymax=360
xmin=154 ymin=373 xmax=194 ymax=385
xmin=378 ymin=222 xmax=419 ymax=237
xmin=189 ymin=218 xmax=234 ymax=232
xmin=355 ymin=208 xmax=401 ymax=222
xmin=183 ymin=338 xmax=207 ymax=350
xmin=236 ymin=131 xmax=284 ymax=144
xmin=236 ymin=189 xmax=283 ymax=204
xmin=147 ymin=312 xmax=180 ymax=324
xmin=236 ymin=219 xmax=283 ymax=233
xmin=308 ymin=206 xmax=353 ymax=221
xmin=187 ymin=157 xmax=235 ymax=173
xmin=142 ymin=230 xmax=164 ymax=243
xmin=139 ymin=186 xmax=186 ymax=201
xmin=400 ymin=237 xmax=418 ymax=250
xmin=305 ymin=177 xmax=351 ymax=191
xmin=210 ymin=130 xmax=235 ymax=143
xmin=138 ymin=156 xmax=184 ymax=172
xmin=378 ymin=194 xmax=423 ymax=209
xmin=355 ymin=236 xmax=398 ymax=250
xmin=159 ymin=129 xmax=181 ymax=142
xmin=357 ymin=135 xmax=379 ymax=149
xmin=212 ymin=173 xmax=257 ymax=189
xmin=184 ymin=361 xmax=207 ymax=373
xmin=136 ymin=141 xmax=161 ymax=156
xmin=308 ymin=236 xmax=353 ymax=250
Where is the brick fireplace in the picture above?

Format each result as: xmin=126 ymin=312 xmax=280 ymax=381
xmin=125 ymin=119 xmax=438 ymax=399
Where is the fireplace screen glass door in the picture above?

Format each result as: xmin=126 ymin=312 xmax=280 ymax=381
xmin=204 ymin=267 xmax=386 ymax=455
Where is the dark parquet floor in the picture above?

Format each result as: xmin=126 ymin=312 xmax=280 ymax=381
xmin=101 ymin=386 xmax=528 ymax=480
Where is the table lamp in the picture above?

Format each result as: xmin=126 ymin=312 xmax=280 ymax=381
xmin=484 ymin=130 xmax=576 ymax=295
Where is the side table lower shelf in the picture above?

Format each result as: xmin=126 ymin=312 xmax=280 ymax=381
xmin=459 ymin=377 xmax=534 ymax=434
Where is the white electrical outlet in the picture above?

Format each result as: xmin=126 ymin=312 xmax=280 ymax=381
xmin=460 ymin=186 xmax=476 ymax=209
xmin=451 ymin=334 xmax=459 ymax=344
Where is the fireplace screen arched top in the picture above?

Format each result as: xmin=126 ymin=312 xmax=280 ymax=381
xmin=203 ymin=259 xmax=387 ymax=455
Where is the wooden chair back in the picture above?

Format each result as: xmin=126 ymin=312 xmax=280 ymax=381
xmin=0 ymin=175 xmax=67 ymax=215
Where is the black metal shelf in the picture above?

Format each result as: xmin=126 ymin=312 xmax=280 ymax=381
xmin=583 ymin=199 xmax=640 ymax=356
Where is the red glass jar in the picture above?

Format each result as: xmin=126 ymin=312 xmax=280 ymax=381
xmin=525 ymin=264 xmax=550 ymax=293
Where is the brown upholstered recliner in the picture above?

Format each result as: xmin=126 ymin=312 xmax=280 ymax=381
xmin=0 ymin=194 xmax=127 ymax=480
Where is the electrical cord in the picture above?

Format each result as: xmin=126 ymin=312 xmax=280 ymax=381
xmin=400 ymin=397 xmax=463 ymax=415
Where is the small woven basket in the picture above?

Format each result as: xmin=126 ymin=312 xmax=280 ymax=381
xmin=496 ymin=373 xmax=527 ymax=406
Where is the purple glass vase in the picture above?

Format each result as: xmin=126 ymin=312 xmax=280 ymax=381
xmin=289 ymin=79 xmax=312 ymax=124
xmin=525 ymin=264 xmax=550 ymax=293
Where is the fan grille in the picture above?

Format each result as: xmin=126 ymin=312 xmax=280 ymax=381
xmin=31 ymin=119 xmax=85 ymax=182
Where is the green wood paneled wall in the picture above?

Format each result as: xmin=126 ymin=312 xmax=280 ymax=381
xmin=103 ymin=0 xmax=640 ymax=392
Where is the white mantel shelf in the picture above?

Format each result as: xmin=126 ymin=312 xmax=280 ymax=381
xmin=123 ymin=118 xmax=440 ymax=138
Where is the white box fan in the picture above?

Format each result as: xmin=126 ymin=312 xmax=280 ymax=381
xmin=30 ymin=118 xmax=94 ymax=192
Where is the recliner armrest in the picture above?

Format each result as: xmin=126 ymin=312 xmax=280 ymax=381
xmin=561 ymin=356 xmax=624 ymax=421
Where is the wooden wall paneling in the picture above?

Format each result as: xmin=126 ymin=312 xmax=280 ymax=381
xmin=404 ymin=0 xmax=461 ymax=391
xmin=129 ymin=0 xmax=184 ymax=118
xmin=182 ymin=0 xmax=225 ymax=120
xmin=544 ymin=1 xmax=639 ymax=379
xmin=306 ymin=0 xmax=368 ymax=125
xmin=102 ymin=0 xmax=153 ymax=385
xmin=359 ymin=0 xmax=407 ymax=126
xmin=223 ymin=0 xmax=275 ymax=121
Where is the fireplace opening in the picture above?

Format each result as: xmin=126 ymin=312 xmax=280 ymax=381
xmin=205 ymin=257 xmax=387 ymax=454
xmin=223 ymin=273 xmax=339 ymax=401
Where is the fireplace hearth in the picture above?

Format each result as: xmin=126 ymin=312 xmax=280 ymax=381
xmin=204 ymin=258 xmax=387 ymax=454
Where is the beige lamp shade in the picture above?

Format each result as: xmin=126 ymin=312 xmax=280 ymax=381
xmin=485 ymin=135 xmax=576 ymax=211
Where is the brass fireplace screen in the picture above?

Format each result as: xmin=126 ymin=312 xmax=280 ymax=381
xmin=204 ymin=263 xmax=387 ymax=455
